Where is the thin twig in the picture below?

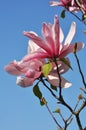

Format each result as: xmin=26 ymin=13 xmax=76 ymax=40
xmin=59 ymin=97 xmax=74 ymax=114
xmin=74 ymin=101 xmax=86 ymax=130
xmin=45 ymin=103 xmax=63 ymax=129
xmin=76 ymin=101 xmax=86 ymax=114
xmin=41 ymin=78 xmax=58 ymax=100
xmin=74 ymin=53 xmax=86 ymax=89
xmin=41 ymin=78 xmax=74 ymax=114
xmin=70 ymin=12 xmax=86 ymax=25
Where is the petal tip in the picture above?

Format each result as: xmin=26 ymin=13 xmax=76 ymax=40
xmin=64 ymin=82 xmax=72 ymax=88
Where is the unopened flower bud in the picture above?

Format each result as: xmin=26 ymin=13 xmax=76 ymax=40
xmin=82 ymin=13 xmax=86 ymax=20
xmin=41 ymin=97 xmax=47 ymax=105
xmin=55 ymin=108 xmax=61 ymax=113
xmin=78 ymin=94 xmax=83 ymax=100
xmin=73 ymin=43 xmax=77 ymax=54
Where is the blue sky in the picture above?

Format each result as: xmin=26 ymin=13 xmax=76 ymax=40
xmin=0 ymin=0 xmax=86 ymax=130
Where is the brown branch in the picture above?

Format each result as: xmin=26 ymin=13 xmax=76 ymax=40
xmin=76 ymin=101 xmax=86 ymax=114
xmin=75 ymin=113 xmax=83 ymax=130
xmin=74 ymin=53 xmax=86 ymax=89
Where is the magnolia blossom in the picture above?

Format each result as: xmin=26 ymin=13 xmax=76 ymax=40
xmin=79 ymin=0 xmax=86 ymax=13
xmin=4 ymin=41 xmax=44 ymax=87
xmin=5 ymin=40 xmax=71 ymax=88
xmin=4 ymin=16 xmax=84 ymax=88
xmin=23 ymin=15 xmax=84 ymax=62
xmin=50 ymin=0 xmax=86 ymax=13
xmin=5 ymin=59 xmax=43 ymax=87
xmin=50 ymin=0 xmax=78 ymax=12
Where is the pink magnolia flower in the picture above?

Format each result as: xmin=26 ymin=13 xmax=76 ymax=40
xmin=4 ymin=39 xmax=72 ymax=88
xmin=23 ymin=15 xmax=84 ymax=62
xmin=4 ymin=16 xmax=84 ymax=88
xmin=50 ymin=0 xmax=78 ymax=12
xmin=4 ymin=40 xmax=44 ymax=87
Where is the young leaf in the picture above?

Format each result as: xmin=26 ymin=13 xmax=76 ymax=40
xmin=61 ymin=10 xmax=66 ymax=19
xmin=60 ymin=57 xmax=73 ymax=70
xmin=33 ymin=84 xmax=42 ymax=100
xmin=42 ymin=62 xmax=52 ymax=77
xmin=50 ymin=84 xmax=57 ymax=91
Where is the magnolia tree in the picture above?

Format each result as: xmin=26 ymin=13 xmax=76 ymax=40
xmin=4 ymin=0 xmax=86 ymax=130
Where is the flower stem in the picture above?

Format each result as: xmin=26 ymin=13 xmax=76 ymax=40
xmin=41 ymin=78 xmax=58 ymax=100
xmin=54 ymin=58 xmax=62 ymax=98
xmin=70 ymin=12 xmax=86 ymax=25
xmin=74 ymin=53 xmax=86 ymax=89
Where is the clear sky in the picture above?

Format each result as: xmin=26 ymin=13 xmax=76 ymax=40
xmin=0 ymin=0 xmax=86 ymax=130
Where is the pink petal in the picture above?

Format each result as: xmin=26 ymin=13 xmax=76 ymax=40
xmin=50 ymin=1 xmax=63 ymax=6
xmin=52 ymin=15 xmax=60 ymax=55
xmin=42 ymin=23 xmax=55 ymax=55
xmin=69 ymin=7 xmax=79 ymax=12
xmin=60 ymin=27 xmax=64 ymax=43
xmin=59 ymin=42 xmax=84 ymax=58
xmin=58 ymin=58 xmax=70 ymax=74
xmin=42 ymin=22 xmax=52 ymax=38
xmin=28 ymin=59 xmax=44 ymax=71
xmin=47 ymin=73 xmax=72 ymax=88
xmin=71 ymin=0 xmax=75 ymax=6
xmin=64 ymin=22 xmax=76 ymax=46
xmin=4 ymin=61 xmax=22 ymax=76
xmin=44 ymin=36 xmax=55 ymax=55
xmin=51 ymin=58 xmax=70 ymax=74
xmin=25 ymin=69 xmax=41 ymax=79
xmin=16 ymin=76 xmax=34 ymax=87
xmin=25 ymin=69 xmax=35 ymax=78
xmin=23 ymin=31 xmax=53 ymax=55
xmin=28 ymin=40 xmax=40 ymax=53
xmin=22 ymin=51 xmax=50 ymax=62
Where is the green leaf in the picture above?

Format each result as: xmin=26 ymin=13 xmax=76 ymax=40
xmin=60 ymin=57 xmax=73 ymax=70
xmin=50 ymin=84 xmax=57 ymax=91
xmin=61 ymin=10 xmax=66 ymax=19
xmin=33 ymin=84 xmax=42 ymax=100
xmin=42 ymin=62 xmax=52 ymax=77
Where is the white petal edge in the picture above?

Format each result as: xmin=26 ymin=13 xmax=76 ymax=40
xmin=64 ymin=22 xmax=76 ymax=45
